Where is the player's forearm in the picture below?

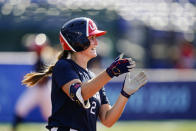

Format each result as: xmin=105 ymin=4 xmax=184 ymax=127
xmin=81 ymin=70 xmax=111 ymax=100
xmin=103 ymin=94 xmax=128 ymax=127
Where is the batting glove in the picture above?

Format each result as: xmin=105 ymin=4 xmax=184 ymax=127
xmin=121 ymin=71 xmax=147 ymax=98
xmin=106 ymin=53 xmax=136 ymax=78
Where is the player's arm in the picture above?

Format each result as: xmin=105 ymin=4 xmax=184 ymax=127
xmin=99 ymin=72 xmax=147 ymax=127
xmin=99 ymin=96 xmax=127 ymax=127
xmin=62 ymin=54 xmax=135 ymax=101
xmin=62 ymin=70 xmax=111 ymax=101
xmin=61 ymin=71 xmax=112 ymax=108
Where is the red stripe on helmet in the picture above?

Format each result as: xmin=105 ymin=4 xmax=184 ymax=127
xmin=59 ymin=32 xmax=76 ymax=52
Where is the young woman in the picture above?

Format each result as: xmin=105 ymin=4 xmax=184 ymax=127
xmin=22 ymin=17 xmax=147 ymax=131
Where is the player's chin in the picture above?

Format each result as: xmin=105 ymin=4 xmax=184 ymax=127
xmin=90 ymin=54 xmax=97 ymax=59
xmin=90 ymin=50 xmax=97 ymax=57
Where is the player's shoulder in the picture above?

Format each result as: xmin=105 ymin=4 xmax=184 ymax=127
xmin=54 ymin=59 xmax=73 ymax=70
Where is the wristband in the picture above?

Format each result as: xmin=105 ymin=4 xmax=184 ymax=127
xmin=120 ymin=89 xmax=130 ymax=98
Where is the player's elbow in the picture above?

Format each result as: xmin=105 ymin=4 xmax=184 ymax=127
xmin=102 ymin=120 xmax=115 ymax=128
xmin=105 ymin=123 xmax=114 ymax=128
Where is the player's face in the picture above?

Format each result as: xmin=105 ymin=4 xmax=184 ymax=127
xmin=81 ymin=36 xmax=98 ymax=59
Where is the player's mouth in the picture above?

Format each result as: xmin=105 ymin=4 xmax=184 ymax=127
xmin=91 ymin=48 xmax=96 ymax=51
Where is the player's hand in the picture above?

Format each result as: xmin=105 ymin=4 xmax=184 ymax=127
xmin=106 ymin=53 xmax=135 ymax=78
xmin=121 ymin=71 xmax=147 ymax=98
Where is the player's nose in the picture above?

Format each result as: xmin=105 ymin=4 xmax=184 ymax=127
xmin=94 ymin=38 xmax=98 ymax=46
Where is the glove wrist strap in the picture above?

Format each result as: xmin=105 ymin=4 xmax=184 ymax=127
xmin=106 ymin=68 xmax=114 ymax=78
xmin=121 ymin=89 xmax=130 ymax=98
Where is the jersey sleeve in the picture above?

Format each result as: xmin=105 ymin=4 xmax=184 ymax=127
xmin=53 ymin=59 xmax=79 ymax=88
xmin=99 ymin=87 xmax=110 ymax=105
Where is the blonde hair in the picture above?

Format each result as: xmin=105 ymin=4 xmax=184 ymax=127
xmin=22 ymin=50 xmax=69 ymax=87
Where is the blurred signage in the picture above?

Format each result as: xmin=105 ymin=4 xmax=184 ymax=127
xmin=106 ymin=82 xmax=196 ymax=120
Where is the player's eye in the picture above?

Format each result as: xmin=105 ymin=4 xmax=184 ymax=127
xmin=88 ymin=36 xmax=96 ymax=41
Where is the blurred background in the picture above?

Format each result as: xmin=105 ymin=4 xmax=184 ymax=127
xmin=0 ymin=0 xmax=196 ymax=131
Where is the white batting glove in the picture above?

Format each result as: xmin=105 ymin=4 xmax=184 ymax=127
xmin=121 ymin=71 xmax=147 ymax=98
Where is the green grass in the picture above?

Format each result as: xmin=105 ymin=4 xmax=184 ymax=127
xmin=98 ymin=120 xmax=196 ymax=131
xmin=1 ymin=120 xmax=196 ymax=131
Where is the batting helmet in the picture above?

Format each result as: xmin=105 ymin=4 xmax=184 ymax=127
xmin=59 ymin=17 xmax=106 ymax=52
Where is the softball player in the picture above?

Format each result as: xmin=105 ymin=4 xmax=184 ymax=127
xmin=12 ymin=44 xmax=51 ymax=131
xmin=22 ymin=17 xmax=147 ymax=131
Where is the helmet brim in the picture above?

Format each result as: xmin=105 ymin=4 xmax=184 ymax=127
xmin=89 ymin=30 xmax=106 ymax=37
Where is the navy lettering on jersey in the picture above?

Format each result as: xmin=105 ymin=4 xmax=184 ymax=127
xmin=46 ymin=59 xmax=109 ymax=131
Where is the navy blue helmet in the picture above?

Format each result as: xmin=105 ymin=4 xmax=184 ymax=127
xmin=59 ymin=17 xmax=106 ymax=52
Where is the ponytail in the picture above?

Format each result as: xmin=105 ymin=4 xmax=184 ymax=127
xmin=22 ymin=50 xmax=70 ymax=87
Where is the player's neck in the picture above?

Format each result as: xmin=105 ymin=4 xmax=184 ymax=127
xmin=71 ymin=54 xmax=89 ymax=69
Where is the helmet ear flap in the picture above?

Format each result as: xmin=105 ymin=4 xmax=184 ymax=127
xmin=73 ymin=34 xmax=90 ymax=52
xmin=66 ymin=30 xmax=90 ymax=52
